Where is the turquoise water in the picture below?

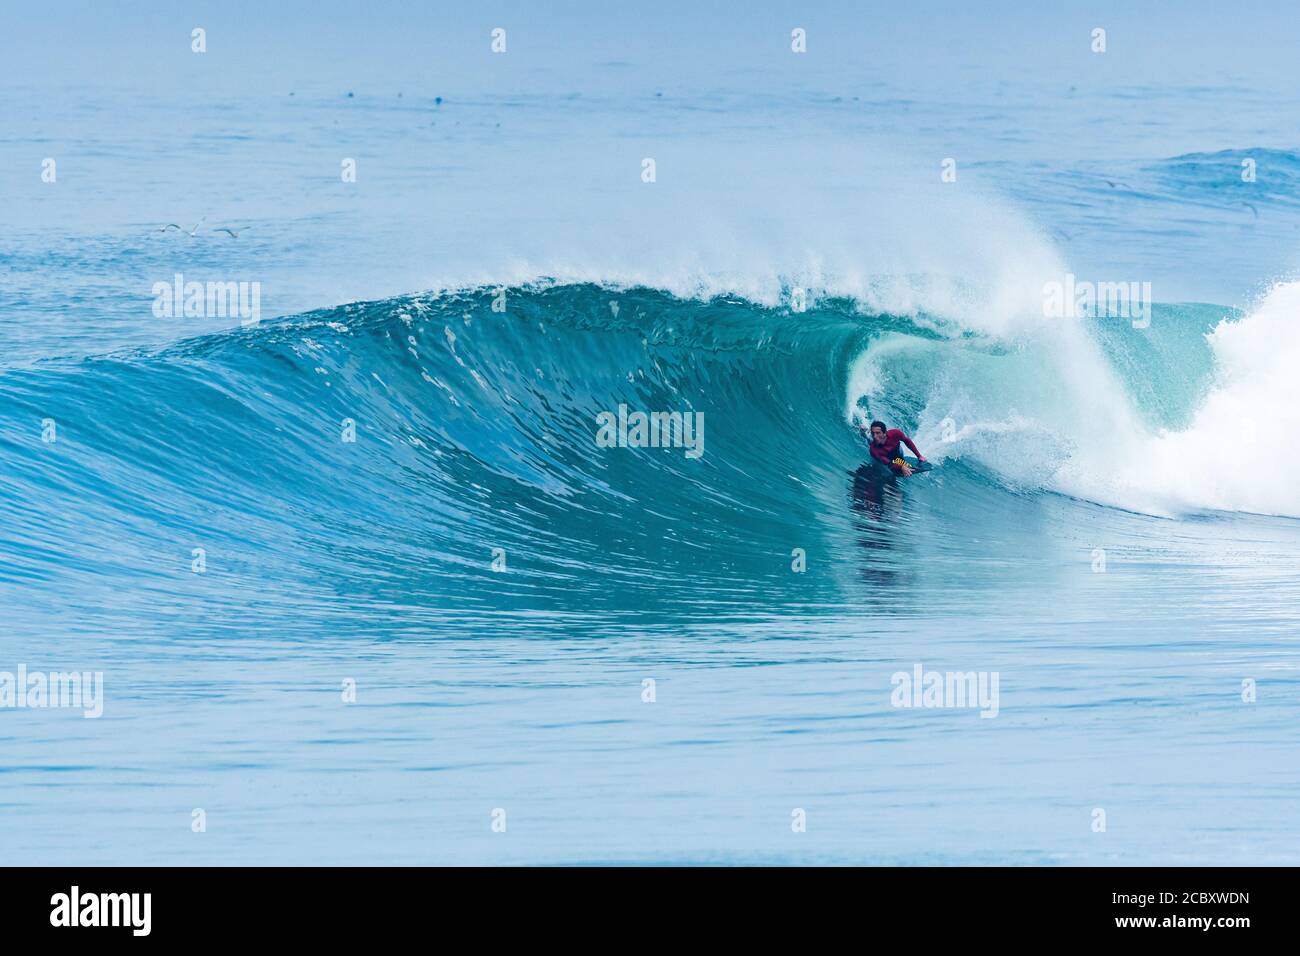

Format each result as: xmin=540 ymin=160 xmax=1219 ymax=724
xmin=2 ymin=1 xmax=1299 ymax=864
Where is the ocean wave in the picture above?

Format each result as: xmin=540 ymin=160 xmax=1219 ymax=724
xmin=0 ymin=277 xmax=1294 ymax=629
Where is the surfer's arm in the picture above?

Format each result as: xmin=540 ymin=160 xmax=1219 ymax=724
xmin=860 ymin=426 xmax=884 ymax=461
xmin=899 ymin=432 xmax=925 ymax=461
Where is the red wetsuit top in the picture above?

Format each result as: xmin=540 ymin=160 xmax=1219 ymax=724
xmin=869 ymin=428 xmax=921 ymax=469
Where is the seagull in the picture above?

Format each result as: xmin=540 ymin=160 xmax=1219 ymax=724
xmin=213 ymin=226 xmax=252 ymax=238
xmin=156 ymin=216 xmax=205 ymax=236
xmin=1238 ymin=201 xmax=1259 ymax=218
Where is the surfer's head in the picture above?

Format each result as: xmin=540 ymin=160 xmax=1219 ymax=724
xmin=869 ymin=421 xmax=887 ymax=443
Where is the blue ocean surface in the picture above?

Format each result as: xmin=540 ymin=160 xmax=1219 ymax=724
xmin=1 ymin=0 xmax=1298 ymax=865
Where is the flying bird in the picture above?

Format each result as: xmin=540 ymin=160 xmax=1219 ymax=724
xmin=156 ymin=216 xmax=206 ymax=236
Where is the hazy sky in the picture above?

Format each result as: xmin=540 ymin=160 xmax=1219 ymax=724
xmin=5 ymin=1 xmax=1300 ymax=95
